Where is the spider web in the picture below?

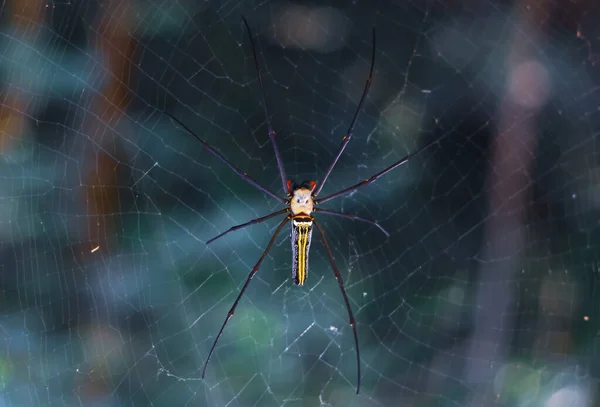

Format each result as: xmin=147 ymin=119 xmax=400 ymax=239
xmin=1 ymin=0 xmax=599 ymax=406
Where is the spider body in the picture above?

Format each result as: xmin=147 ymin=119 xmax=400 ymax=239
xmin=163 ymin=16 xmax=441 ymax=395
xmin=283 ymin=180 xmax=317 ymax=286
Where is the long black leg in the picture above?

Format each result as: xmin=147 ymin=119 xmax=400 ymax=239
xmin=207 ymin=208 xmax=289 ymax=244
xmin=316 ymin=133 xmax=443 ymax=205
xmin=202 ymin=215 xmax=291 ymax=379
xmin=163 ymin=111 xmax=286 ymax=204
xmin=313 ymin=28 xmax=376 ymax=197
xmin=314 ymin=207 xmax=389 ymax=237
xmin=242 ymin=17 xmax=289 ymax=195
xmin=312 ymin=219 xmax=361 ymax=394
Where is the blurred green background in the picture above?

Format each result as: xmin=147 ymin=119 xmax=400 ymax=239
xmin=0 ymin=0 xmax=598 ymax=406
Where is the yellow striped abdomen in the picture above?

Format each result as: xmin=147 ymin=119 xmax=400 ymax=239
xmin=291 ymin=216 xmax=313 ymax=286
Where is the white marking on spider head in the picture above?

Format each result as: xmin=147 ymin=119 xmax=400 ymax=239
xmin=290 ymin=188 xmax=314 ymax=215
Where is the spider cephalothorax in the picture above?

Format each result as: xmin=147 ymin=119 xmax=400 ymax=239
xmin=287 ymin=180 xmax=317 ymax=215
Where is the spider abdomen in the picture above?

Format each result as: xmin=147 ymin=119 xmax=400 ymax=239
xmin=291 ymin=216 xmax=313 ymax=286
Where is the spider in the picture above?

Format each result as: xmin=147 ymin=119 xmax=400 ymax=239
xmin=163 ymin=17 xmax=438 ymax=394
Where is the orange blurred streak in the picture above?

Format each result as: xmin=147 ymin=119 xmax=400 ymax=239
xmin=75 ymin=0 xmax=136 ymax=401
xmin=0 ymin=0 xmax=44 ymax=152
xmin=12 ymin=0 xmax=44 ymax=30
xmin=80 ymin=0 xmax=136 ymax=256
xmin=95 ymin=0 xmax=135 ymax=124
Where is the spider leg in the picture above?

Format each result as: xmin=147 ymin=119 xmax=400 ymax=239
xmin=312 ymin=219 xmax=361 ymax=394
xmin=242 ymin=17 xmax=289 ymax=195
xmin=207 ymin=208 xmax=290 ymax=244
xmin=316 ymin=134 xmax=444 ymax=205
xmin=314 ymin=207 xmax=389 ymax=237
xmin=202 ymin=215 xmax=291 ymax=379
xmin=313 ymin=28 xmax=376 ymax=197
xmin=163 ymin=111 xmax=286 ymax=204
